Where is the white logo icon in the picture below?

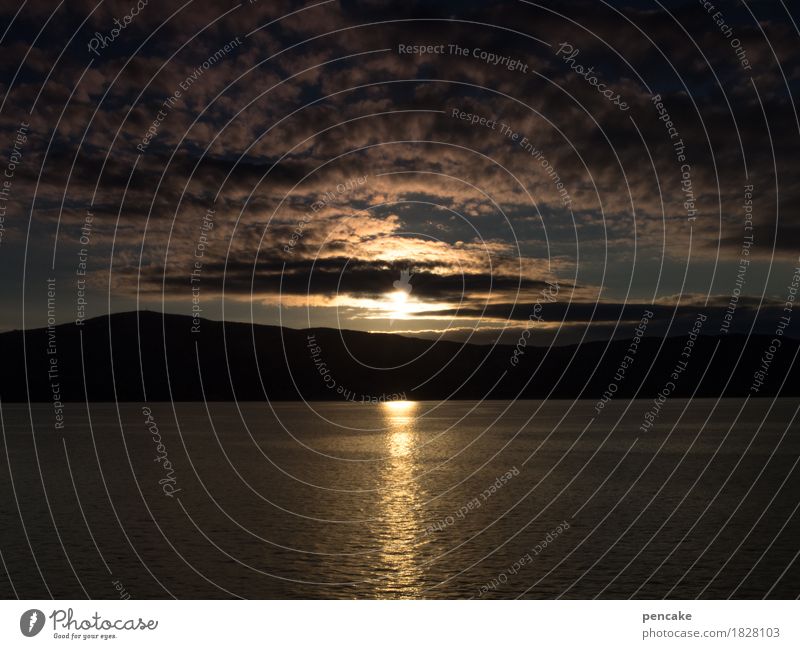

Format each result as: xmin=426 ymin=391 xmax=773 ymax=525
xmin=389 ymin=269 xmax=414 ymax=325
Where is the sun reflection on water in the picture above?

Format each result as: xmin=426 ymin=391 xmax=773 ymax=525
xmin=383 ymin=399 xmax=416 ymax=413
xmin=375 ymin=400 xmax=425 ymax=597
xmin=385 ymin=401 xmax=416 ymax=457
xmin=389 ymin=430 xmax=413 ymax=457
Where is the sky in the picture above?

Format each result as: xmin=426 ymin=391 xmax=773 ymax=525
xmin=0 ymin=0 xmax=798 ymax=345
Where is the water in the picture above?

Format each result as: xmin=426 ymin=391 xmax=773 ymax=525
xmin=1 ymin=399 xmax=798 ymax=599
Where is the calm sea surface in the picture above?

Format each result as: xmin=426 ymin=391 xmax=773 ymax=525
xmin=1 ymin=399 xmax=798 ymax=598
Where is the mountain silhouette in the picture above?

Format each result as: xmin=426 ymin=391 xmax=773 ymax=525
xmin=0 ymin=311 xmax=797 ymax=402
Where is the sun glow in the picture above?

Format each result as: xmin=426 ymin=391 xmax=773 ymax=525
xmin=391 ymin=289 xmax=409 ymax=305
xmin=388 ymin=290 xmax=414 ymax=319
